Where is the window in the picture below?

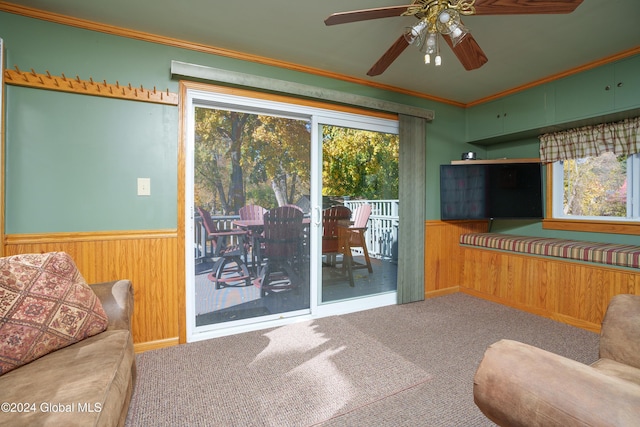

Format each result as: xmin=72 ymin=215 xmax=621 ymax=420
xmin=541 ymin=117 xmax=640 ymax=234
xmin=548 ymin=152 xmax=640 ymax=232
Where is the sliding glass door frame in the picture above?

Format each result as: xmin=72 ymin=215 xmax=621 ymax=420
xmin=183 ymin=83 xmax=398 ymax=343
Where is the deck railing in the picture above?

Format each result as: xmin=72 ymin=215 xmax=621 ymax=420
xmin=194 ymin=214 xmax=240 ymax=261
xmin=343 ymin=199 xmax=399 ymax=260
xmin=195 ymin=199 xmax=399 ymax=262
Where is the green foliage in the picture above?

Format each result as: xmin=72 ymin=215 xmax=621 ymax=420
xmin=194 ymin=108 xmax=310 ymax=213
xmin=194 ymin=109 xmax=399 ymax=214
xmin=248 ymin=116 xmax=311 ymax=207
xmin=563 ymin=152 xmax=627 ymax=217
xmin=322 ymin=126 xmax=399 ymax=199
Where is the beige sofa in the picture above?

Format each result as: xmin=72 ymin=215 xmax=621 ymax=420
xmin=0 ymin=280 xmax=136 ymax=427
xmin=474 ymin=294 xmax=640 ymax=426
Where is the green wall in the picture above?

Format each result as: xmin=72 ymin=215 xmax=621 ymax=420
xmin=1 ymin=11 xmax=635 ymax=246
xmin=5 ymin=88 xmax=177 ymax=232
xmin=1 ymin=11 xmax=469 ymax=233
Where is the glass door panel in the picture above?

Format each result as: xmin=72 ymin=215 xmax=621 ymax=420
xmin=320 ymin=125 xmax=399 ymax=303
xmin=192 ymin=106 xmax=311 ymax=328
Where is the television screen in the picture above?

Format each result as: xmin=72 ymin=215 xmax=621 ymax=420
xmin=440 ymin=162 xmax=543 ymax=220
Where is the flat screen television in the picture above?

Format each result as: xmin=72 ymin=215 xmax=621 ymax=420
xmin=440 ymin=162 xmax=543 ymax=220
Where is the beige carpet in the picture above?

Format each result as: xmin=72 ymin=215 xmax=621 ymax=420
xmin=126 ymin=293 xmax=599 ymax=426
xmin=127 ymin=317 xmax=432 ymax=426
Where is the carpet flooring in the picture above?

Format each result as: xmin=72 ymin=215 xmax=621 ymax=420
xmin=125 ymin=293 xmax=599 ymax=426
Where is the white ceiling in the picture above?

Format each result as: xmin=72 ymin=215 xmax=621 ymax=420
xmin=4 ymin=0 xmax=640 ymax=105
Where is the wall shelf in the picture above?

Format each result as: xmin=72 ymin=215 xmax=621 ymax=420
xmin=450 ymin=158 xmax=540 ymax=165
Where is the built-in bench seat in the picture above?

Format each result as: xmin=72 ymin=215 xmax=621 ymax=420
xmin=460 ymin=233 xmax=640 ymax=270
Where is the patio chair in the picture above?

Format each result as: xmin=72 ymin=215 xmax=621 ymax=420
xmin=255 ymin=206 xmax=304 ymax=297
xmin=239 ymin=204 xmax=267 ymax=221
xmin=197 ymin=206 xmax=250 ymax=289
xmin=281 ymin=204 xmax=303 ymax=211
xmin=346 ymin=203 xmax=373 ymax=273
xmin=239 ymin=204 xmax=268 ymax=270
xmin=322 ymin=205 xmax=354 ymax=286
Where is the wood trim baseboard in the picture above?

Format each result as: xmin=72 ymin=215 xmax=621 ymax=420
xmin=426 ymin=285 xmax=602 ymax=332
xmin=459 ymin=287 xmax=601 ymax=333
xmin=425 ymin=286 xmax=460 ymax=298
xmin=134 ymin=337 xmax=180 ymax=354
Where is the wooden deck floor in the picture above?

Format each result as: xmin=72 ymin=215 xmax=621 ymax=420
xmin=194 ymin=255 xmax=397 ymax=326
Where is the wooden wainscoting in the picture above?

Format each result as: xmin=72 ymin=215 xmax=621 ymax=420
xmin=424 ymin=220 xmax=488 ymax=297
xmin=460 ymin=246 xmax=640 ymax=332
xmin=424 ymin=220 xmax=640 ymax=332
xmin=4 ymin=230 xmax=180 ymax=350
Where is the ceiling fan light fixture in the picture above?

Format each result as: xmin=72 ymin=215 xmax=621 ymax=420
xmin=419 ymin=27 xmax=443 ymax=66
xmin=435 ymin=8 xmax=469 ymax=47
xmin=326 ymin=0 xmax=584 ymax=75
xmin=436 ymin=8 xmax=459 ymax=34
xmin=449 ymin=23 xmax=469 ymax=47
xmin=403 ymin=19 xmax=428 ymax=45
xmin=422 ymin=31 xmax=438 ymax=55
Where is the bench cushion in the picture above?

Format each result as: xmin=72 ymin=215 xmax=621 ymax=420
xmin=460 ymin=233 xmax=640 ymax=269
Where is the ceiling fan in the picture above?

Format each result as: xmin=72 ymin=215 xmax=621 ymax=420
xmin=324 ymin=0 xmax=584 ymax=76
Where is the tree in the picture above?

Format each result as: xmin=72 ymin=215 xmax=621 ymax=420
xmin=194 ymin=109 xmax=311 ymax=212
xmin=194 ymin=111 xmax=398 ymax=213
xmin=194 ymin=108 xmax=258 ymax=214
xmin=563 ymin=152 xmax=627 ymax=217
xmin=248 ymin=116 xmax=311 ymax=206
xmin=322 ymin=126 xmax=399 ymax=199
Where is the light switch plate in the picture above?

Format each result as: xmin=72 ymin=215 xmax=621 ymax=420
xmin=137 ymin=178 xmax=151 ymax=196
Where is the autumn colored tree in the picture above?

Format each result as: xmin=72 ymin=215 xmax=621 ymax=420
xmin=194 ymin=109 xmax=310 ymax=213
xmin=247 ymin=116 xmax=311 ymax=207
xmin=195 ymin=110 xmax=398 ymax=214
xmin=322 ymin=126 xmax=399 ymax=199
xmin=194 ymin=108 xmax=258 ymax=214
xmin=563 ymin=152 xmax=627 ymax=217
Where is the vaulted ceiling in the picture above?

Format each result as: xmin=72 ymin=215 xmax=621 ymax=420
xmin=3 ymin=0 xmax=640 ymax=105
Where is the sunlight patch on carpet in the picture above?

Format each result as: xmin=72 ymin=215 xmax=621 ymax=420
xmin=126 ymin=316 xmax=432 ymax=426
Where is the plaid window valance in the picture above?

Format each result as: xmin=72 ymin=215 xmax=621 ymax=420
xmin=539 ymin=116 xmax=640 ymax=163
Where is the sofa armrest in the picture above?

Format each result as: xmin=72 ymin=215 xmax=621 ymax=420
xmin=474 ymin=339 xmax=640 ymax=427
xmin=91 ymin=280 xmax=134 ymax=331
xmin=600 ymin=294 xmax=640 ymax=370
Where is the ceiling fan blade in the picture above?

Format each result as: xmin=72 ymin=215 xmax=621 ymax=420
xmin=324 ymin=5 xmax=413 ymax=26
xmin=473 ymin=0 xmax=584 ymax=15
xmin=442 ymin=33 xmax=488 ymax=71
xmin=367 ymin=35 xmax=411 ymax=76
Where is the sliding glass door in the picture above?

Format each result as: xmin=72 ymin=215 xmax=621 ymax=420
xmin=184 ymin=84 xmax=398 ymax=342
xmin=187 ymin=94 xmax=312 ymax=338
xmin=320 ymin=125 xmax=399 ymax=304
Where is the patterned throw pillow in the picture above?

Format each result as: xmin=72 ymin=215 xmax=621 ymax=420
xmin=0 ymin=252 xmax=108 ymax=375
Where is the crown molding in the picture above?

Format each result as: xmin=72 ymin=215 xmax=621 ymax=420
xmin=1 ymin=2 xmax=637 ymax=109
xmin=0 ymin=1 xmax=463 ymax=108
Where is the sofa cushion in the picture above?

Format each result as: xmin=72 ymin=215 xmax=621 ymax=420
xmin=592 ymin=358 xmax=640 ymax=387
xmin=0 ymin=252 xmax=108 ymax=375
xmin=0 ymin=329 xmax=135 ymax=427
